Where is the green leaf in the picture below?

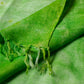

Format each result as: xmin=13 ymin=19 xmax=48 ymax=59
xmin=0 ymin=0 xmax=55 ymax=26
xmin=49 ymin=0 xmax=84 ymax=51
xmin=0 ymin=0 xmax=84 ymax=83
xmin=7 ymin=37 xmax=84 ymax=84
xmin=6 ymin=0 xmax=84 ymax=83
xmin=0 ymin=0 xmax=66 ymax=48
xmin=0 ymin=0 xmax=14 ymax=19
xmin=0 ymin=0 xmax=66 ymax=83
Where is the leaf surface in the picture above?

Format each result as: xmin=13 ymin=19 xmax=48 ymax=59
xmin=6 ymin=0 xmax=84 ymax=83
xmin=0 ymin=0 xmax=66 ymax=83
xmin=49 ymin=0 xmax=84 ymax=51
xmin=7 ymin=37 xmax=84 ymax=84
xmin=0 ymin=0 xmax=66 ymax=48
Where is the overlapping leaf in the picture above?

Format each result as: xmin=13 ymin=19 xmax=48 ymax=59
xmin=0 ymin=0 xmax=66 ymax=83
xmin=7 ymin=0 xmax=84 ymax=84
xmin=0 ymin=0 xmax=84 ymax=83
xmin=7 ymin=37 xmax=84 ymax=84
